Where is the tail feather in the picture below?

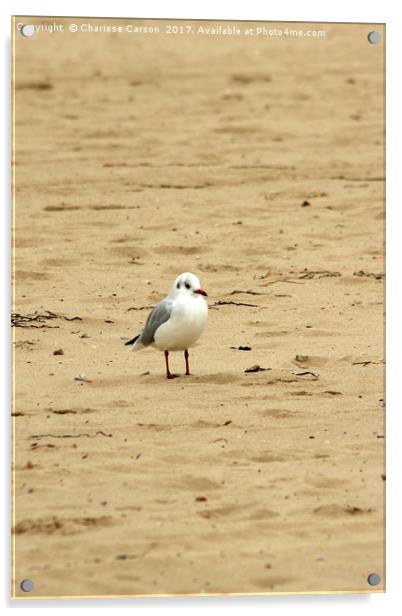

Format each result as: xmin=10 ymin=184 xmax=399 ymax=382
xmin=125 ymin=333 xmax=141 ymax=346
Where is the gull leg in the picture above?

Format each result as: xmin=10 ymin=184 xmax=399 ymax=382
xmin=164 ymin=350 xmax=175 ymax=379
xmin=184 ymin=349 xmax=190 ymax=376
xmin=164 ymin=350 xmax=171 ymax=378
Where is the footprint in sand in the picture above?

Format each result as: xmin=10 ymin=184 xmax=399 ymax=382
xmin=153 ymin=245 xmax=208 ymax=256
xmin=13 ymin=516 xmax=114 ymax=536
xmin=259 ymin=409 xmax=297 ymax=419
xmin=197 ymin=503 xmax=251 ymax=519
xmin=313 ymin=504 xmax=373 ymax=517
xmin=174 ymin=476 xmax=222 ymax=491
xmin=251 ymin=576 xmax=296 ymax=590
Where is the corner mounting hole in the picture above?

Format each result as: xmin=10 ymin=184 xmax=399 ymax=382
xmin=20 ymin=578 xmax=34 ymax=592
xmin=21 ymin=24 xmax=35 ymax=37
xmin=367 ymin=573 xmax=381 ymax=586
xmin=367 ymin=31 xmax=380 ymax=44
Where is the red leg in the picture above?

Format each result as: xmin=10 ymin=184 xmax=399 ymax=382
xmin=184 ymin=349 xmax=190 ymax=376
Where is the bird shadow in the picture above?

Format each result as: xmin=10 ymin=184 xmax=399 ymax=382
xmin=85 ymin=372 xmax=242 ymax=387
xmin=140 ymin=372 xmax=241 ymax=385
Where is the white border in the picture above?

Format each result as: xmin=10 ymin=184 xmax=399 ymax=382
xmin=2 ymin=1 xmax=401 ymax=614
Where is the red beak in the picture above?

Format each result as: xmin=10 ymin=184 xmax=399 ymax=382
xmin=195 ymin=288 xmax=208 ymax=297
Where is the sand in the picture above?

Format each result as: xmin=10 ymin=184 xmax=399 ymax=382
xmin=12 ymin=18 xmax=385 ymax=598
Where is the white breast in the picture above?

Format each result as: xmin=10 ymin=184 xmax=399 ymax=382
xmin=154 ymin=295 xmax=208 ymax=351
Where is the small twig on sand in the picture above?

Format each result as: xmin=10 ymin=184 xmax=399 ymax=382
xmin=229 ymin=289 xmax=265 ymax=296
xmin=213 ymin=300 xmax=259 ymax=308
xmin=293 ymin=371 xmax=319 ymax=379
xmin=30 ymin=431 xmax=112 ymax=440
xmin=245 ymin=365 xmax=271 ymax=373
xmin=12 ymin=311 xmax=81 ymax=327
xmin=298 ymin=269 xmax=341 ymax=280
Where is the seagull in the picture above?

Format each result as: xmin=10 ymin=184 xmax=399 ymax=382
xmin=125 ymin=272 xmax=208 ymax=379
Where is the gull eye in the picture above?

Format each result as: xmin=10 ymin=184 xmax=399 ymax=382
xmin=177 ymin=282 xmax=181 ymax=289
xmin=185 ymin=282 xmax=191 ymax=290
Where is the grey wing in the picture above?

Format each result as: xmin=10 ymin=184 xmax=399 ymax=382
xmin=139 ymin=298 xmax=173 ymax=346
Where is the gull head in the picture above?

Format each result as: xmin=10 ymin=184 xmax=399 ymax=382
xmin=171 ymin=272 xmax=207 ymax=298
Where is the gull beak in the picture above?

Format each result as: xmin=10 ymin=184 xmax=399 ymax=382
xmin=195 ymin=288 xmax=208 ymax=297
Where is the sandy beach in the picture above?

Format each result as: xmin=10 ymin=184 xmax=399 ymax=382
xmin=12 ymin=18 xmax=385 ymax=597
